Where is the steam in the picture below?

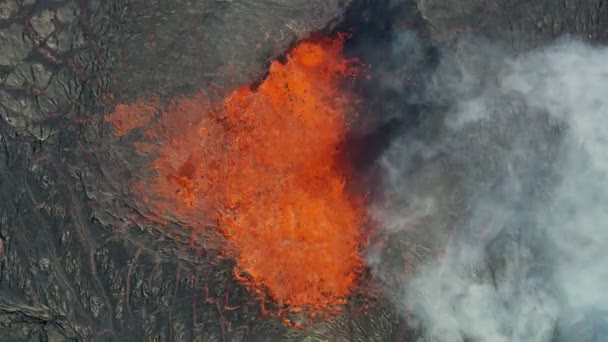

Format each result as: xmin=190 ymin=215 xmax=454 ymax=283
xmin=369 ymin=35 xmax=608 ymax=341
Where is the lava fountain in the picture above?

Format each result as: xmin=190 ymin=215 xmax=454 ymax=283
xmin=106 ymin=36 xmax=366 ymax=312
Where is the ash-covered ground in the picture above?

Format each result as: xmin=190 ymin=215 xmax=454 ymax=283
xmin=1 ymin=0 xmax=607 ymax=341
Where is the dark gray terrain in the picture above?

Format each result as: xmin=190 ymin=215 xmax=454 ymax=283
xmin=1 ymin=0 xmax=607 ymax=341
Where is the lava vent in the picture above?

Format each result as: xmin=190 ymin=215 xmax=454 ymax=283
xmin=105 ymin=36 xmax=367 ymax=313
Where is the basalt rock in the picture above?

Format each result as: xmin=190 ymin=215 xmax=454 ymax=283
xmin=1 ymin=0 xmax=606 ymax=341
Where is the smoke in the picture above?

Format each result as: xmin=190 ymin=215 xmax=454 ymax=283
xmin=368 ymin=34 xmax=608 ymax=341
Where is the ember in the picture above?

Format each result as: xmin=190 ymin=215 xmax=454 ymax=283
xmin=107 ymin=36 xmax=365 ymax=312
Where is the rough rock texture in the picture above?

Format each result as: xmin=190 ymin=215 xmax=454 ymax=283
xmin=0 ymin=1 xmax=394 ymax=341
xmin=1 ymin=0 xmax=607 ymax=341
xmin=417 ymin=0 xmax=608 ymax=46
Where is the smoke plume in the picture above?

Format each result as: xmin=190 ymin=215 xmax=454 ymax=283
xmin=368 ymin=33 xmax=608 ymax=341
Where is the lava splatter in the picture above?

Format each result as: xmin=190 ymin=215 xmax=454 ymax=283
xmin=107 ymin=36 xmax=366 ymax=312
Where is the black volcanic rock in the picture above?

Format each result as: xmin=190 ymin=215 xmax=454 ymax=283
xmin=1 ymin=0 xmax=607 ymax=341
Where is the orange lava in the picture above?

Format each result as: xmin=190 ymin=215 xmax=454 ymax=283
xmin=110 ymin=37 xmax=365 ymax=310
xmin=104 ymin=97 xmax=159 ymax=136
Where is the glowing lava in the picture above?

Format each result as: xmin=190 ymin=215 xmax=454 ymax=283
xmin=107 ymin=36 xmax=365 ymax=311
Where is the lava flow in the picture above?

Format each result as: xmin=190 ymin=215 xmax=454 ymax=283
xmin=106 ymin=36 xmax=366 ymax=312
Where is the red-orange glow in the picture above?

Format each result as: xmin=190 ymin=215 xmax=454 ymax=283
xmin=108 ymin=36 xmax=365 ymax=311
xmin=104 ymin=97 xmax=159 ymax=136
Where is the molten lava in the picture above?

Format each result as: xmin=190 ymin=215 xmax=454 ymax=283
xmin=108 ymin=36 xmax=365 ymax=311
xmin=104 ymin=97 xmax=159 ymax=136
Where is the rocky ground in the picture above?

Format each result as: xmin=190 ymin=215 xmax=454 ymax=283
xmin=0 ymin=0 xmax=606 ymax=341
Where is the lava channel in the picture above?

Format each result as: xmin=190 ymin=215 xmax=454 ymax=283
xmin=106 ymin=36 xmax=366 ymax=313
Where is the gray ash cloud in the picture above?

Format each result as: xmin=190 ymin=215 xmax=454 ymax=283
xmin=367 ymin=33 xmax=608 ymax=342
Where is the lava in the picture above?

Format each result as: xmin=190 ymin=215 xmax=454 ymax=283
xmin=104 ymin=97 xmax=159 ymax=136
xmin=107 ymin=36 xmax=366 ymax=312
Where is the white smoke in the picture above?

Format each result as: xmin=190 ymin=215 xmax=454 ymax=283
xmin=369 ymin=36 xmax=608 ymax=341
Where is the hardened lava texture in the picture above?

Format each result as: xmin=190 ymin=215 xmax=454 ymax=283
xmin=1 ymin=0 xmax=607 ymax=341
